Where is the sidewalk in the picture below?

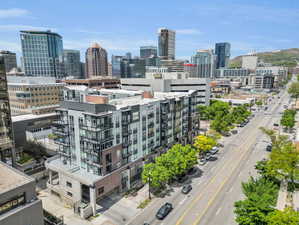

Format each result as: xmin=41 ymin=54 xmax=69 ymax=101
xmin=39 ymin=184 xmax=150 ymax=225
xmin=276 ymin=180 xmax=288 ymax=210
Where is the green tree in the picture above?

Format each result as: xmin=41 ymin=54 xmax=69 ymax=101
xmin=288 ymin=82 xmax=299 ymax=101
xmin=266 ymin=207 xmax=299 ymax=225
xmin=193 ymin=135 xmax=216 ymax=155
xmin=234 ymin=177 xmax=279 ymax=225
xmin=256 ymin=100 xmax=263 ymax=107
xmin=280 ymin=109 xmax=296 ymax=131
xmin=210 ymin=114 xmax=230 ymax=133
xmin=142 ymin=163 xmax=171 ymax=189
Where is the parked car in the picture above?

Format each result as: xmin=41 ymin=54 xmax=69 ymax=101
xmin=199 ymin=158 xmax=207 ymax=166
xmin=231 ymin=130 xmax=238 ymax=135
xmin=210 ymin=146 xmax=219 ymax=155
xmin=181 ymin=184 xmax=192 ymax=194
xmin=206 ymin=152 xmax=212 ymax=160
xmin=177 ymin=175 xmax=188 ymax=183
xmin=266 ymin=145 xmax=272 ymax=152
xmin=187 ymin=167 xmax=196 ymax=175
xmin=156 ymin=203 xmax=173 ymax=220
xmin=273 ymin=123 xmax=279 ymax=127
xmin=222 ymin=132 xmax=231 ymax=137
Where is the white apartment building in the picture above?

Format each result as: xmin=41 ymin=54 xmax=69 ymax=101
xmin=46 ymin=86 xmax=206 ymax=218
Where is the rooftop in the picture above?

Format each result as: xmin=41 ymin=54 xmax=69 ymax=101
xmin=0 ymin=161 xmax=33 ymax=194
xmin=12 ymin=112 xmax=56 ymax=122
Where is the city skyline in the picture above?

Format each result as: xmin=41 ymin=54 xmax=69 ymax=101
xmin=0 ymin=0 xmax=298 ymax=64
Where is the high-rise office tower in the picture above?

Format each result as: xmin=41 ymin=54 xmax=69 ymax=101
xmin=111 ymin=55 xmax=123 ymax=78
xmin=0 ymin=57 xmax=15 ymax=164
xmin=125 ymin=52 xmax=132 ymax=60
xmin=20 ymin=30 xmax=65 ymax=78
xmin=158 ymin=28 xmax=175 ymax=60
xmin=63 ymin=49 xmax=82 ymax=78
xmin=191 ymin=49 xmax=216 ymax=78
xmin=215 ymin=42 xmax=231 ymax=69
xmin=140 ymin=46 xmax=157 ymax=58
xmin=120 ymin=57 xmax=146 ymax=78
xmin=0 ymin=50 xmax=17 ymax=73
xmin=85 ymin=43 xmax=108 ymax=78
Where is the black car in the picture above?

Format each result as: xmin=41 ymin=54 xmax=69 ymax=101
xmin=231 ymin=130 xmax=238 ymax=134
xmin=177 ymin=175 xmax=188 ymax=183
xmin=181 ymin=184 xmax=192 ymax=194
xmin=266 ymin=145 xmax=272 ymax=152
xmin=156 ymin=203 xmax=173 ymax=220
xmin=222 ymin=132 xmax=231 ymax=137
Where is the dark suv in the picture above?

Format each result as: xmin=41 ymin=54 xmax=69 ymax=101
xmin=156 ymin=203 xmax=173 ymax=220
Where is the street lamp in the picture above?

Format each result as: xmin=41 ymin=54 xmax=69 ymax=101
xmin=148 ymin=173 xmax=151 ymax=200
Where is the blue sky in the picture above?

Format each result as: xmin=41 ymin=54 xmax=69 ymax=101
xmin=0 ymin=0 xmax=298 ymax=63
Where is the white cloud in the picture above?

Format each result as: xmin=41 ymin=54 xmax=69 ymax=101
xmin=176 ymin=29 xmax=202 ymax=35
xmin=0 ymin=8 xmax=29 ymax=18
xmin=0 ymin=25 xmax=56 ymax=32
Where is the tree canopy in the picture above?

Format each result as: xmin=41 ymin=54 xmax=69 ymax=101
xmin=266 ymin=207 xmax=299 ymax=225
xmin=280 ymin=109 xmax=296 ymax=130
xmin=193 ymin=135 xmax=216 ymax=154
xmin=288 ymin=82 xmax=299 ymax=100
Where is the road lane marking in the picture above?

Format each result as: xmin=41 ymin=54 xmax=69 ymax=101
xmin=179 ymin=197 xmax=188 ymax=205
xmin=190 ymin=117 xmax=277 ymax=225
xmin=215 ymin=206 xmax=222 ymax=216
xmin=175 ymin=122 xmax=263 ymax=225
xmin=227 ymin=186 xmax=234 ymax=193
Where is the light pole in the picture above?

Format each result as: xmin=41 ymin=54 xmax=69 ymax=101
xmin=148 ymin=174 xmax=151 ymax=200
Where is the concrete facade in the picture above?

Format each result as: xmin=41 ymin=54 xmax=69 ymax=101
xmin=0 ymin=161 xmax=43 ymax=225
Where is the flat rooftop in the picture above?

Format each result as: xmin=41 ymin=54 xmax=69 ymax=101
xmin=0 ymin=162 xmax=33 ymax=194
xmin=12 ymin=112 xmax=57 ymax=122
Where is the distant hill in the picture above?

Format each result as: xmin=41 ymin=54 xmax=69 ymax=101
xmin=229 ymin=48 xmax=299 ymax=68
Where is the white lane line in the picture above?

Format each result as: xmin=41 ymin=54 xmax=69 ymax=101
xmin=228 ymin=186 xmax=234 ymax=193
xmin=179 ymin=197 xmax=188 ymax=205
xmin=216 ymin=206 xmax=223 ymax=216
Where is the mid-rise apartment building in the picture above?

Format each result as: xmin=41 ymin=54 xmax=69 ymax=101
xmin=0 ymin=161 xmax=44 ymax=225
xmin=7 ymin=76 xmax=64 ymax=115
xmin=46 ymin=86 xmax=205 ymax=217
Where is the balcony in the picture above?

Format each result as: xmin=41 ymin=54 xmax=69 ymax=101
xmin=54 ymin=138 xmax=70 ymax=146
xmin=79 ymin=123 xmax=113 ymax=132
xmin=53 ymin=120 xmax=68 ymax=126
xmin=52 ymin=126 xmax=68 ymax=136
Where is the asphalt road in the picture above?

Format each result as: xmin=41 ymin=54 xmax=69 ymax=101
xmin=127 ymin=89 xmax=289 ymax=225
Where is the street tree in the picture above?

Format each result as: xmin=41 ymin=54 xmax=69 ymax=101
xmin=280 ymin=109 xmax=296 ymax=131
xmin=142 ymin=163 xmax=171 ymax=189
xmin=193 ymin=135 xmax=216 ymax=155
xmin=288 ymin=82 xmax=299 ymax=101
xmin=266 ymin=207 xmax=299 ymax=225
xmin=234 ymin=177 xmax=279 ymax=225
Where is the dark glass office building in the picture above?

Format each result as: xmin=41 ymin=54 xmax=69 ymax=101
xmin=63 ymin=49 xmax=82 ymax=78
xmin=140 ymin=46 xmax=157 ymax=58
xmin=215 ymin=42 xmax=231 ymax=69
xmin=158 ymin=28 xmax=175 ymax=60
xmin=0 ymin=57 xmax=15 ymax=164
xmin=20 ymin=30 xmax=65 ymax=78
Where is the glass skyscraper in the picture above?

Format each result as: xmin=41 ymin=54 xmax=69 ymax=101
xmin=20 ymin=30 xmax=65 ymax=78
xmin=140 ymin=46 xmax=157 ymax=58
xmin=111 ymin=55 xmax=123 ymax=78
xmin=0 ymin=56 xmax=15 ymax=164
xmin=158 ymin=28 xmax=176 ymax=60
xmin=215 ymin=42 xmax=231 ymax=69
xmin=191 ymin=49 xmax=216 ymax=78
xmin=63 ymin=49 xmax=82 ymax=78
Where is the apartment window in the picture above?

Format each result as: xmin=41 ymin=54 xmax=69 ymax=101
xmin=67 ymin=192 xmax=73 ymax=197
xmin=98 ymin=187 xmax=104 ymax=195
xmin=66 ymin=181 xmax=72 ymax=188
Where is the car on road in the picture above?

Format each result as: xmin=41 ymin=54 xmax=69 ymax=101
xmin=210 ymin=146 xmax=219 ymax=155
xmin=156 ymin=203 xmax=173 ymax=220
xmin=177 ymin=175 xmax=188 ymax=183
xmin=206 ymin=152 xmax=212 ymax=160
xmin=266 ymin=145 xmax=272 ymax=152
xmin=199 ymin=158 xmax=207 ymax=166
xmin=181 ymin=184 xmax=192 ymax=194
xmin=231 ymin=130 xmax=238 ymax=135
xmin=273 ymin=123 xmax=279 ymax=127
xmin=222 ymin=132 xmax=231 ymax=137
